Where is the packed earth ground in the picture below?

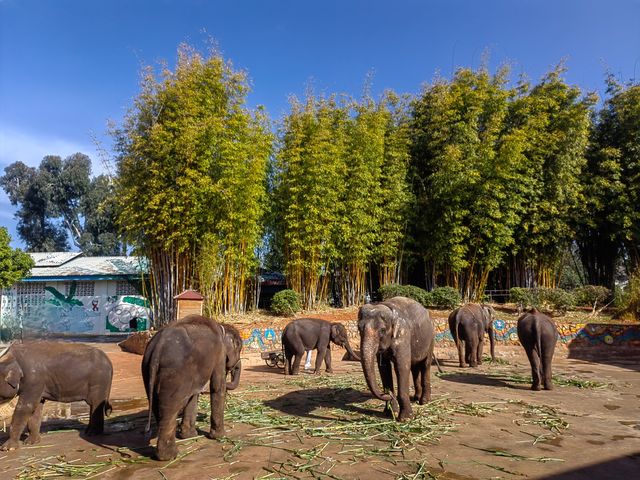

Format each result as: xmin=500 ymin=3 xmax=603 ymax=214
xmin=0 ymin=308 xmax=638 ymax=479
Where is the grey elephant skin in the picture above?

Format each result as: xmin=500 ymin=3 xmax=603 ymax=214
xmin=517 ymin=309 xmax=558 ymax=391
xmin=448 ymin=304 xmax=496 ymax=367
xmin=358 ymin=296 xmax=436 ymax=421
xmin=141 ymin=315 xmax=242 ymax=461
xmin=0 ymin=342 xmax=113 ymax=451
xmin=282 ymin=318 xmax=359 ymax=375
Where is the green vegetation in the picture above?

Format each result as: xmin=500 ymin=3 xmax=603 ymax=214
xmin=113 ymin=44 xmax=272 ymax=322
xmin=270 ymin=289 xmax=302 ymax=316
xmin=0 ymin=228 xmax=34 ymax=288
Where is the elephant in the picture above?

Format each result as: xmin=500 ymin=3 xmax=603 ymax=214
xmin=517 ymin=308 xmax=558 ymax=391
xmin=282 ymin=318 xmax=359 ymax=375
xmin=448 ymin=303 xmax=496 ymax=367
xmin=141 ymin=314 xmax=242 ymax=461
xmin=358 ymin=296 xmax=436 ymax=421
xmin=0 ymin=342 xmax=113 ymax=451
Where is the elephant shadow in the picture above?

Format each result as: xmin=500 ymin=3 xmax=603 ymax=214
xmin=264 ymin=387 xmax=389 ymax=420
xmin=0 ymin=409 xmax=156 ymax=457
xmin=245 ymin=365 xmax=286 ymax=375
xmin=438 ymin=372 xmax=530 ymax=390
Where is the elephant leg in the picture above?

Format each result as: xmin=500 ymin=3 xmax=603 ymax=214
xmin=466 ymin=340 xmax=477 ymax=367
xmin=477 ymin=337 xmax=484 ymax=366
xmin=25 ymin=400 xmax=45 ymax=445
xmin=324 ymin=346 xmax=333 ymax=373
xmin=177 ymin=394 xmax=198 ymax=439
xmin=525 ymin=346 xmax=543 ymax=391
xmin=542 ymin=344 xmax=555 ymax=390
xmin=456 ymin=339 xmax=465 ymax=367
xmin=378 ymin=357 xmax=398 ymax=417
xmin=284 ymin=343 xmax=293 ymax=375
xmin=86 ymin=400 xmax=108 ymax=436
xmin=314 ymin=345 xmax=326 ymax=374
xmin=411 ymin=366 xmax=421 ymax=402
xmin=208 ymin=367 xmax=226 ymax=439
xmin=291 ymin=350 xmax=303 ymax=375
xmin=421 ymin=354 xmax=432 ymax=404
xmin=393 ymin=352 xmax=413 ymax=421
xmin=1 ymin=396 xmax=40 ymax=451
xmin=155 ymin=402 xmax=182 ymax=461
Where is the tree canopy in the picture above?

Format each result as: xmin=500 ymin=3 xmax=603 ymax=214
xmin=113 ymin=44 xmax=272 ymax=323
xmin=0 ymin=227 xmax=34 ymax=288
xmin=0 ymin=154 xmax=123 ymax=255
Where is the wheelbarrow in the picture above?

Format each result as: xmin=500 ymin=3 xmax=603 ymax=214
xmin=261 ymin=350 xmax=285 ymax=369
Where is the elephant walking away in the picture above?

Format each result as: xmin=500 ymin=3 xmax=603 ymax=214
xmin=358 ymin=296 xmax=436 ymax=421
xmin=142 ymin=315 xmax=242 ymax=460
xmin=0 ymin=342 xmax=113 ymax=451
xmin=282 ymin=318 xmax=360 ymax=375
xmin=448 ymin=304 xmax=496 ymax=367
xmin=517 ymin=309 xmax=558 ymax=391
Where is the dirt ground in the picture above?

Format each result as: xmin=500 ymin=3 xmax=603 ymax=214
xmin=1 ymin=341 xmax=639 ymax=479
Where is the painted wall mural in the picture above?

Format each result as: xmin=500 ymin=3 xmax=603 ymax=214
xmin=237 ymin=318 xmax=640 ymax=352
xmin=0 ymin=281 xmax=150 ymax=338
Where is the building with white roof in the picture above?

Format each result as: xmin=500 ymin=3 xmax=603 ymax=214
xmin=0 ymin=252 xmax=150 ymax=340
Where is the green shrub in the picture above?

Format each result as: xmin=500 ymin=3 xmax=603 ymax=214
xmin=510 ymin=287 xmax=534 ymax=309
xmin=573 ymin=285 xmax=611 ymax=308
xmin=616 ymin=269 xmax=640 ymax=321
xmin=378 ymin=283 xmax=430 ymax=307
xmin=510 ymin=287 xmax=574 ymax=312
xmin=540 ymin=288 xmax=574 ymax=312
xmin=427 ymin=286 xmax=461 ymax=309
xmin=270 ymin=289 xmax=301 ymax=316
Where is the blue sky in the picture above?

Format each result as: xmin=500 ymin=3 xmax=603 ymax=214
xmin=1 ymin=0 xmax=639 ymax=248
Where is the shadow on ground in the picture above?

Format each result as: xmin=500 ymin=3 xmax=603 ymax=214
xmin=437 ymin=372 xmax=531 ymax=390
xmin=264 ymin=387 xmax=387 ymax=420
xmin=0 ymin=409 xmax=155 ymax=458
xmin=541 ymin=452 xmax=640 ymax=480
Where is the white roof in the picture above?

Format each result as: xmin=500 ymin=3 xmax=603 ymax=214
xmin=26 ymin=253 xmax=147 ymax=280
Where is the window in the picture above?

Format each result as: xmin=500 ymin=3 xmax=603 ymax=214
xmin=65 ymin=281 xmax=95 ymax=297
xmin=17 ymin=282 xmax=46 ymax=307
xmin=116 ymin=280 xmax=139 ymax=296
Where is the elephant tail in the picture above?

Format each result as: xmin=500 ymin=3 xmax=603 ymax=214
xmin=144 ymin=341 xmax=162 ymax=438
xmin=454 ymin=317 xmax=462 ymax=349
xmin=105 ymin=400 xmax=113 ymax=417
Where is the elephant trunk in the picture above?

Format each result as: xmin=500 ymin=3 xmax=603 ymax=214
xmin=343 ymin=339 xmax=360 ymax=361
xmin=226 ymin=361 xmax=241 ymax=390
xmin=360 ymin=330 xmax=392 ymax=402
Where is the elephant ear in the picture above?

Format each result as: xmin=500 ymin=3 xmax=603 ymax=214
xmin=388 ymin=306 xmax=402 ymax=339
xmin=4 ymin=362 xmax=23 ymax=389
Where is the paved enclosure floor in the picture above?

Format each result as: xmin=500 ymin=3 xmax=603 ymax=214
xmin=0 ymin=342 xmax=639 ymax=479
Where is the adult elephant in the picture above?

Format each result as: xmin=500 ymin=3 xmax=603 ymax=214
xmin=282 ymin=318 xmax=359 ymax=375
xmin=141 ymin=315 xmax=242 ymax=461
xmin=448 ymin=304 xmax=496 ymax=367
xmin=517 ymin=308 xmax=558 ymax=391
xmin=358 ymin=296 xmax=435 ymax=421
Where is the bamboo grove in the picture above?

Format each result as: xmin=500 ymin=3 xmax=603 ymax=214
xmin=112 ymin=45 xmax=640 ymax=321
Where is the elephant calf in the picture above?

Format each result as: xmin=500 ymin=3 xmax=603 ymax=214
xmin=448 ymin=304 xmax=496 ymax=367
xmin=517 ymin=309 xmax=558 ymax=391
xmin=142 ymin=314 xmax=242 ymax=461
xmin=282 ymin=318 xmax=359 ymax=375
xmin=0 ymin=342 xmax=113 ymax=451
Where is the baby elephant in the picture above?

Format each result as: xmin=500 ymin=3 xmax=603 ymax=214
xmin=448 ymin=304 xmax=496 ymax=367
xmin=517 ymin=308 xmax=558 ymax=391
xmin=282 ymin=318 xmax=359 ymax=375
xmin=0 ymin=342 xmax=113 ymax=451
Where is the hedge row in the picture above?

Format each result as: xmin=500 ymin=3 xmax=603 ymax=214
xmin=378 ymin=284 xmax=461 ymax=309
xmin=509 ymin=285 xmax=611 ymax=312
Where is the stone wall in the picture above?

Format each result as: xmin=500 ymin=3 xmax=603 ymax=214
xmin=237 ymin=318 xmax=640 ymax=352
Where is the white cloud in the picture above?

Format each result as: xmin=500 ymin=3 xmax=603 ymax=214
xmin=0 ymin=124 xmax=107 ymax=175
